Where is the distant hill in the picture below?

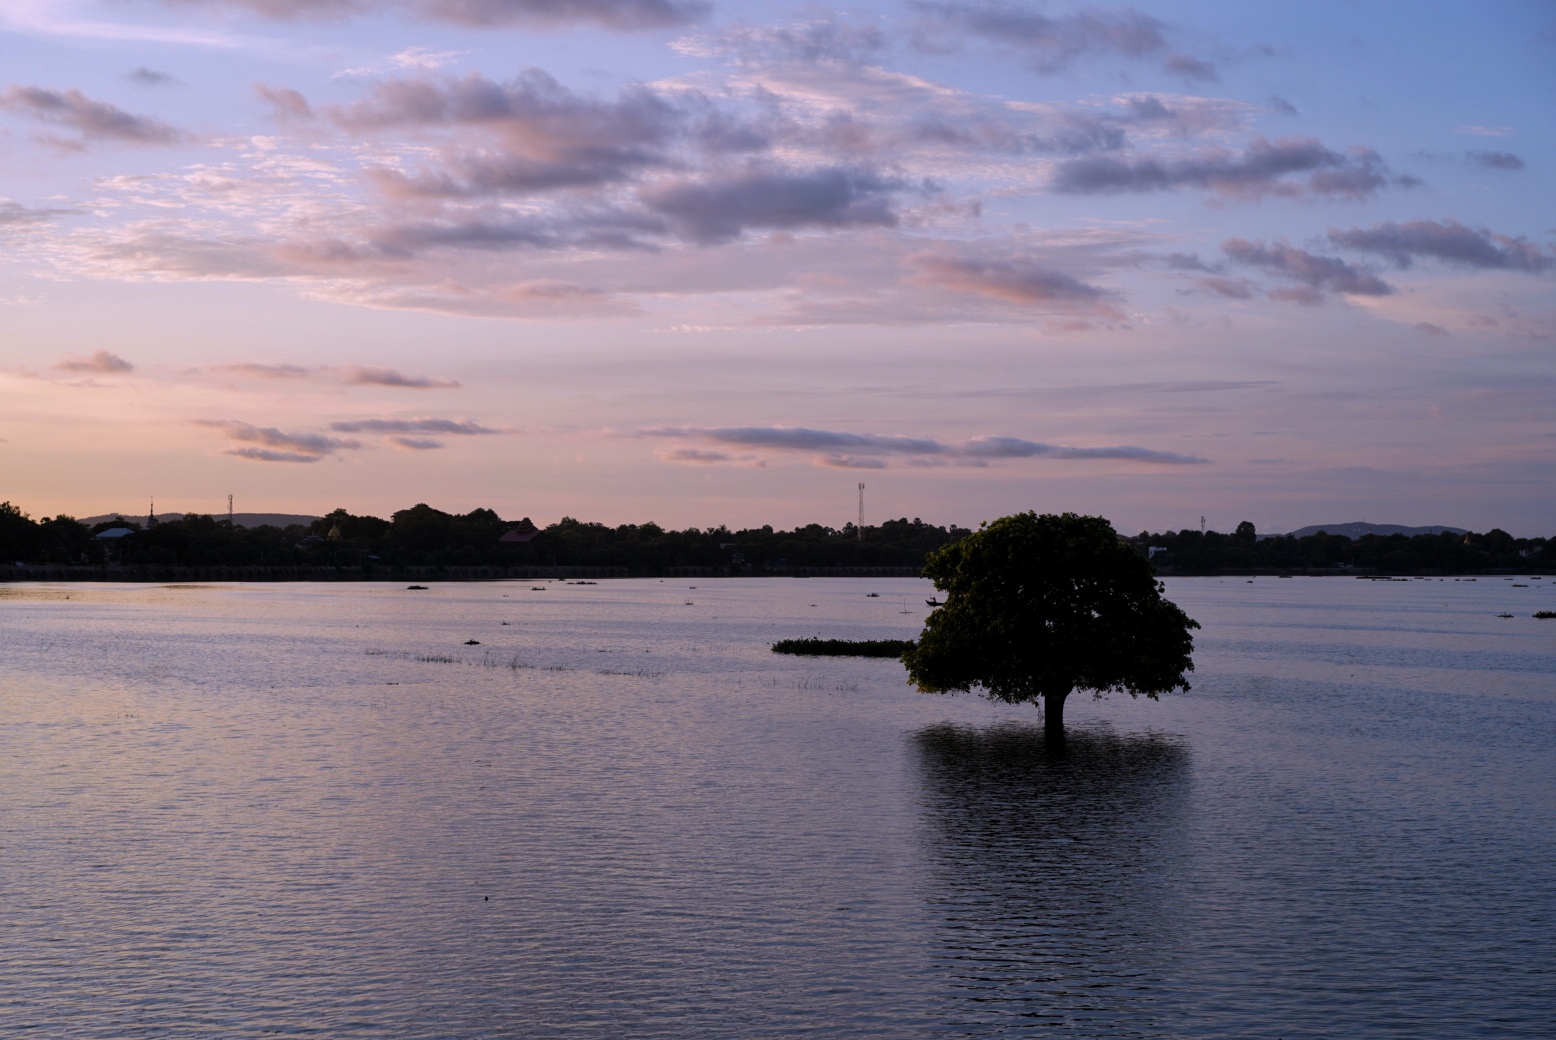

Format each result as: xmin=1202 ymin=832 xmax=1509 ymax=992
xmin=82 ymin=512 xmax=320 ymax=530
xmin=1270 ymin=522 xmax=1468 ymax=540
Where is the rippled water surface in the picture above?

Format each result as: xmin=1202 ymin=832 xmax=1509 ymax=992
xmin=2 ymin=577 xmax=1553 ymax=1038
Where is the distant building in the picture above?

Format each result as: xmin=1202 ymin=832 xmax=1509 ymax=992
xmin=500 ymin=518 xmax=540 ymax=543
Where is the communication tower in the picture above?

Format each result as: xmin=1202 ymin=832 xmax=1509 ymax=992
xmin=857 ymin=483 xmax=865 ymax=541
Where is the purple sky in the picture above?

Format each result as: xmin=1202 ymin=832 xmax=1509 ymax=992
xmin=1 ymin=1 xmax=1552 ymax=533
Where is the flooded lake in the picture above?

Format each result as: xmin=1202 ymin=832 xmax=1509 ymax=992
xmin=2 ymin=576 xmax=1553 ymax=1038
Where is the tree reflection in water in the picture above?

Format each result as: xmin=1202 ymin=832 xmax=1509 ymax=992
xmin=913 ymin=723 xmax=1191 ymax=1036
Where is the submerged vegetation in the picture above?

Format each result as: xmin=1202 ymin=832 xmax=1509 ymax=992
xmin=771 ymin=638 xmax=915 ymax=658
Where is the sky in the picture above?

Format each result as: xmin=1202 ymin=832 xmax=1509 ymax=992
xmin=1 ymin=0 xmax=1552 ymax=535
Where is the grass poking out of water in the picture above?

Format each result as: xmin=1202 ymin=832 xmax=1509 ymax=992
xmin=771 ymin=638 xmax=914 ymax=658
xmin=1534 ymin=611 xmax=1556 ymax=619
xmin=796 ymin=675 xmax=860 ymax=691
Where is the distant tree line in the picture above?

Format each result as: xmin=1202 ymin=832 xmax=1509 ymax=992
xmin=1128 ymin=521 xmax=1553 ymax=574
xmin=0 ymin=502 xmax=969 ymax=574
xmin=1 ymin=502 xmax=1549 ymax=575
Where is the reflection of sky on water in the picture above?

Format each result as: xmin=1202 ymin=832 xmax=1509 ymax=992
xmin=1 ymin=578 xmax=1552 ymax=1037
xmin=913 ymin=723 xmax=1191 ymax=1035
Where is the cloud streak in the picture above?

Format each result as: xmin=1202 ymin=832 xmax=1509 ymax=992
xmin=675 ymin=18 xmax=887 ymax=65
xmin=214 ymin=362 xmax=311 ymax=378
xmin=2 ymin=200 xmax=77 ymax=226
xmin=146 ymin=0 xmax=707 ymax=29
xmin=1327 ymin=218 xmax=1552 ymax=273
xmin=909 ymin=1 xmax=1216 ymax=82
xmin=212 ymin=363 xmax=461 ymax=386
xmin=639 ymin=165 xmax=901 ymax=243
xmin=643 ymin=425 xmax=1207 ymax=467
xmin=1468 ymin=150 xmax=1524 ymax=171
xmin=0 ymin=85 xmax=183 ymax=147
xmin=908 ymin=251 xmax=1113 ymax=309
xmin=334 ymin=70 xmax=688 ymax=197
xmin=1222 ymin=238 xmax=1393 ymax=303
xmin=328 ymin=417 xmax=498 ymax=434
xmin=57 ymin=350 xmax=134 ymax=373
xmin=1052 ymin=136 xmax=1399 ymax=200
xmin=128 ymin=67 xmax=178 ymax=86
xmin=195 ymin=419 xmax=361 ymax=462
xmin=341 ymin=365 xmax=461 ymax=388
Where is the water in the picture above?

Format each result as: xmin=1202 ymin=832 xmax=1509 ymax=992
xmin=1 ymin=576 xmax=1552 ymax=1038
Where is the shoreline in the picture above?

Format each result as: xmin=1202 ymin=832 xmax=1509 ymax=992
xmin=2 ymin=565 xmax=1549 ymax=583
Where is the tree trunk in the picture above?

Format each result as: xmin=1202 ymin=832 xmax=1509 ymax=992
xmin=1044 ymin=690 xmax=1068 ymax=745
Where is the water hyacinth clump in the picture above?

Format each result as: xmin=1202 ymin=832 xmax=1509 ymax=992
xmin=771 ymin=638 xmax=914 ymax=658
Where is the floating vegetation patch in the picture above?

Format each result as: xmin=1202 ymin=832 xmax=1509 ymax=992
xmin=416 ymin=653 xmax=459 ymax=664
xmin=771 ymin=638 xmax=914 ymax=658
xmin=1534 ymin=611 xmax=1556 ymax=620
xmin=596 ymin=669 xmax=665 ymax=679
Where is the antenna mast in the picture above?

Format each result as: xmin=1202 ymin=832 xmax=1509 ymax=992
xmin=228 ymin=494 xmax=234 ymax=526
xmin=857 ymin=483 xmax=865 ymax=541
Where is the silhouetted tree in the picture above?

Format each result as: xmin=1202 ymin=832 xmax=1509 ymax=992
xmin=904 ymin=512 xmax=1199 ymax=743
xmin=0 ymin=502 xmax=36 ymax=562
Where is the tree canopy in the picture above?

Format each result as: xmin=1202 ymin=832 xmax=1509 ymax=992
xmin=903 ymin=512 xmax=1199 ymax=741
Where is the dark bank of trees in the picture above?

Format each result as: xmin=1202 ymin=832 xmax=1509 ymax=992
xmin=0 ymin=501 xmax=969 ymax=575
xmin=1128 ymin=523 xmax=1553 ymax=574
xmin=0 ymin=503 xmax=100 ymax=565
xmin=2 ymin=500 xmax=1550 ymax=576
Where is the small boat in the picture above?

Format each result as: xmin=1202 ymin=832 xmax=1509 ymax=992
xmin=925 ymin=598 xmax=942 ymax=606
